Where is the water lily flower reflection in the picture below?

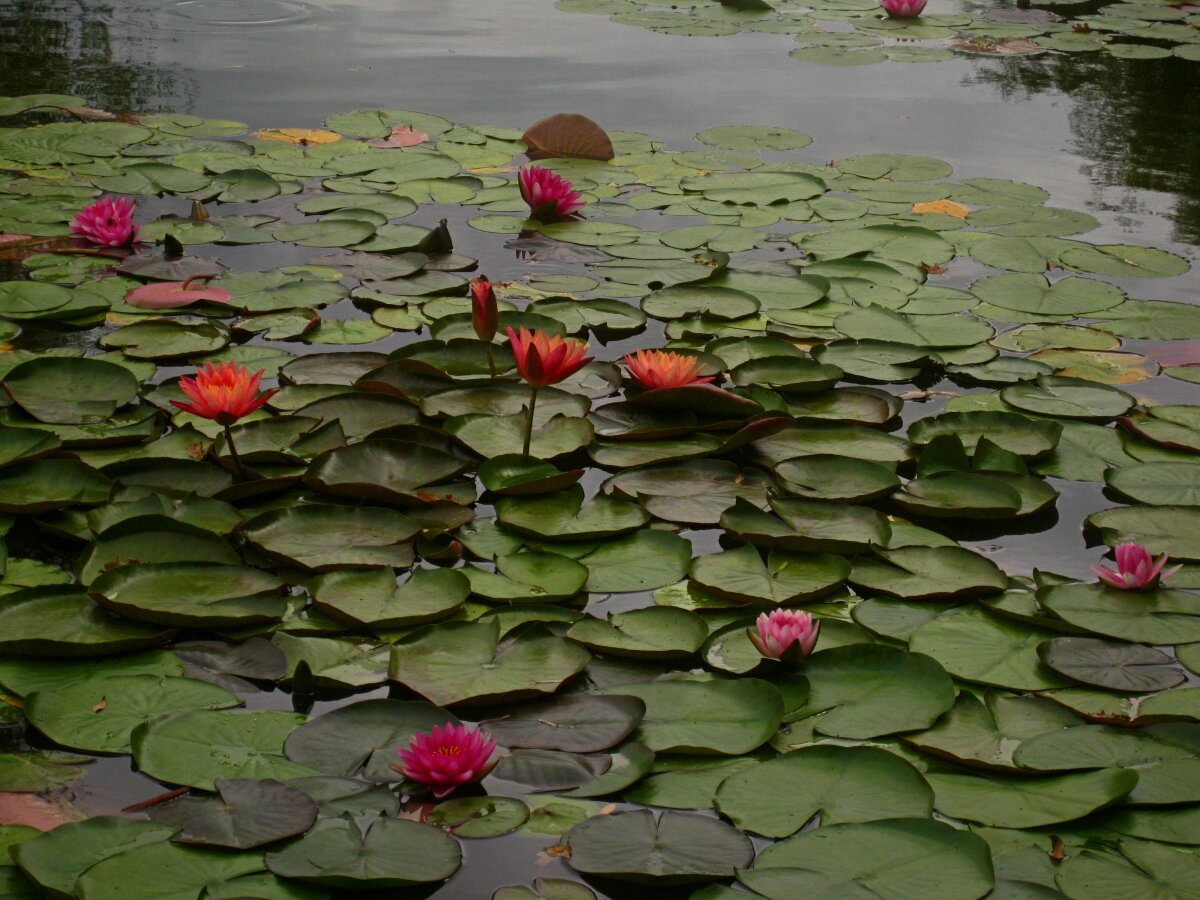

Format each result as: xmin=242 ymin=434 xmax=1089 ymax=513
xmin=749 ymin=609 xmax=820 ymax=665
xmin=624 ymin=349 xmax=715 ymax=390
xmin=880 ymin=0 xmax=927 ymax=16
xmin=170 ymin=362 xmax=278 ymax=426
xmin=518 ymin=165 xmax=586 ymax=221
xmin=1093 ymin=542 xmax=1181 ymax=590
xmin=70 ymin=196 xmax=139 ymax=247
xmin=395 ymin=724 xmax=497 ymax=798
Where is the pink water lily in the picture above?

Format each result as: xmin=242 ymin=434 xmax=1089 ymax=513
xmin=881 ymin=0 xmax=927 ymax=16
xmin=125 ymin=275 xmax=231 ymax=309
xmin=70 ymin=196 xmax=139 ymax=247
xmin=1093 ymin=542 xmax=1180 ymax=590
xmin=518 ymin=165 xmax=586 ymax=221
xmin=394 ymin=724 xmax=498 ymax=798
xmin=748 ymin=609 xmax=820 ymax=665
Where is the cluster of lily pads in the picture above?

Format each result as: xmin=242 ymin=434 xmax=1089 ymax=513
xmin=0 ymin=93 xmax=1198 ymax=897
xmin=556 ymin=0 xmax=1200 ymax=64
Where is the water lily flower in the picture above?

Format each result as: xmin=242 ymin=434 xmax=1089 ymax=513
xmin=70 ymin=195 xmax=139 ymax=247
xmin=880 ymin=0 xmax=927 ymax=16
xmin=1093 ymin=542 xmax=1180 ymax=590
xmin=170 ymin=362 xmax=278 ymax=477
xmin=395 ymin=723 xmax=497 ymax=798
xmin=518 ymin=165 xmax=586 ymax=221
xmin=748 ymin=609 xmax=820 ymax=665
xmin=506 ymin=326 xmax=592 ymax=456
xmin=125 ymin=275 xmax=231 ymax=309
xmin=624 ymin=349 xmax=715 ymax=391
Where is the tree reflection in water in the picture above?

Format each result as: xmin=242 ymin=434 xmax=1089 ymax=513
xmin=967 ymin=54 xmax=1200 ymax=246
xmin=0 ymin=0 xmax=190 ymax=114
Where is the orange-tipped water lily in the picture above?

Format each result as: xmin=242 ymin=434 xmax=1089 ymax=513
xmin=624 ymin=349 xmax=714 ymax=391
xmin=506 ymin=326 xmax=592 ymax=456
xmin=170 ymin=362 xmax=277 ymax=478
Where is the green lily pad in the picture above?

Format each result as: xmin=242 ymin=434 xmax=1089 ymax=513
xmin=480 ymin=694 xmax=645 ymax=752
xmin=928 ymin=768 xmax=1138 ymax=828
xmin=567 ymin=607 xmax=707 ymax=659
xmin=601 ymin=678 xmax=783 ymax=755
xmin=0 ymin=586 xmax=175 ymax=658
xmin=243 ymin=505 xmax=419 ymax=570
xmin=850 ymin=546 xmax=1007 ymax=600
xmin=25 ymin=674 xmax=239 ymax=754
xmin=689 ymin=543 xmax=850 ymax=605
xmin=147 ymin=778 xmax=318 ymax=849
xmin=790 ymin=643 xmax=956 ymax=738
xmin=1037 ymin=582 xmax=1200 ymax=644
xmin=3 ymin=357 xmax=139 ymax=425
xmin=715 ymin=745 xmax=933 ymax=838
xmin=132 ymin=709 xmax=318 ymax=790
xmin=265 ymin=815 xmax=461 ymax=888
xmin=311 ymin=566 xmax=468 ymax=628
xmin=745 ymin=818 xmax=994 ymax=900
xmin=565 ymin=809 xmax=754 ymax=885
xmin=389 ymin=620 xmax=591 ymax=707
xmin=89 ymin=563 xmax=287 ymax=628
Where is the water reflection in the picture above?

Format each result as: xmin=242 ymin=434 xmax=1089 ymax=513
xmin=0 ymin=0 xmax=191 ymax=113
xmin=967 ymin=54 xmax=1200 ymax=246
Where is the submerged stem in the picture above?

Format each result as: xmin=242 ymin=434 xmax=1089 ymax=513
xmin=522 ymin=387 xmax=540 ymax=458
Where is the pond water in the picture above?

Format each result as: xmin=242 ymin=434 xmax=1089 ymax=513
xmin=1 ymin=0 xmax=1199 ymax=898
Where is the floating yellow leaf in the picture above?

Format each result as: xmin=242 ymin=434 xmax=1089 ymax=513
xmin=911 ymin=199 xmax=971 ymax=218
xmin=253 ymin=128 xmax=342 ymax=144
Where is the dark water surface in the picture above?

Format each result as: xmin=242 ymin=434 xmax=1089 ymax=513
xmin=2 ymin=1 xmax=1199 ymax=897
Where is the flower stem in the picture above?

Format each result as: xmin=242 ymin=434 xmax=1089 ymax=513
xmin=485 ymin=344 xmax=497 ymax=379
xmin=223 ymin=423 xmax=248 ymax=480
xmin=522 ymin=387 xmax=539 ymax=458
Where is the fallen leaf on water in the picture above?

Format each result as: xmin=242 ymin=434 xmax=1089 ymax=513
xmin=524 ymin=113 xmax=614 ymax=162
xmin=253 ymin=128 xmax=342 ymax=145
xmin=371 ymin=125 xmax=429 ymax=148
xmin=544 ymin=843 xmax=573 ymax=858
xmin=912 ymin=199 xmax=971 ymax=218
xmin=920 ymin=261 xmax=948 ymax=275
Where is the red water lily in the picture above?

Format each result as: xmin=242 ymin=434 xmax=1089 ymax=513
xmin=506 ymin=326 xmax=592 ymax=456
xmin=70 ymin=196 xmax=139 ymax=247
xmin=518 ymin=165 xmax=586 ymax=221
xmin=624 ymin=349 xmax=715 ymax=390
xmin=395 ymin=724 xmax=497 ymax=798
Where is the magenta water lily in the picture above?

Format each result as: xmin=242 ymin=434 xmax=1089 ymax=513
xmin=1093 ymin=541 xmax=1180 ymax=590
xmin=748 ymin=609 xmax=820 ymax=665
xmin=880 ymin=0 xmax=927 ymax=17
xmin=70 ymin=195 xmax=139 ymax=247
xmin=518 ymin=165 xmax=586 ymax=221
xmin=395 ymin=723 xmax=498 ymax=798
